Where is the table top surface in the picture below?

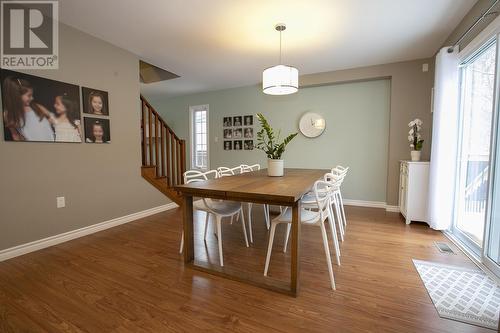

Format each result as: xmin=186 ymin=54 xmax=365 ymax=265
xmin=175 ymin=168 xmax=329 ymax=204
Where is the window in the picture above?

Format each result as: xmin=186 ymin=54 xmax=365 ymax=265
xmin=189 ymin=105 xmax=209 ymax=170
xmin=453 ymin=39 xmax=497 ymax=253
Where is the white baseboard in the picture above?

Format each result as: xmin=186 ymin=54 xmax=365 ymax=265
xmin=343 ymin=199 xmax=400 ymax=212
xmin=0 ymin=202 xmax=179 ymax=262
xmin=343 ymin=199 xmax=386 ymax=208
xmin=385 ymin=205 xmax=400 ymax=212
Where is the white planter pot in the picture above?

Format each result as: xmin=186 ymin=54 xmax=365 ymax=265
xmin=410 ymin=150 xmax=421 ymax=162
xmin=267 ymin=159 xmax=284 ymax=177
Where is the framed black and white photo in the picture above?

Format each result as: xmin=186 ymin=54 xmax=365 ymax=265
xmin=84 ymin=117 xmax=110 ymax=143
xmin=223 ymin=129 xmax=232 ymax=139
xmin=244 ymin=140 xmax=254 ymax=150
xmin=234 ymin=140 xmax=242 ymax=150
xmin=82 ymin=87 xmax=109 ymax=116
xmin=223 ymin=117 xmax=232 ymax=127
xmin=244 ymin=115 xmax=253 ymax=126
xmin=233 ymin=116 xmax=242 ymax=127
xmin=233 ymin=128 xmax=242 ymax=139
xmin=1 ymin=69 xmax=82 ymax=143
xmin=224 ymin=140 xmax=232 ymax=150
xmin=244 ymin=127 xmax=253 ymax=138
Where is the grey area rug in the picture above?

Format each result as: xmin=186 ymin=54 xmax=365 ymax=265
xmin=413 ymin=259 xmax=500 ymax=330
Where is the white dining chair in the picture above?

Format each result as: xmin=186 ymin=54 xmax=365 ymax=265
xmin=240 ymin=164 xmax=271 ymax=243
xmin=331 ymin=166 xmax=349 ymax=230
xmin=216 ymin=165 xmax=245 ymax=224
xmin=283 ymin=174 xmax=343 ymax=261
xmin=264 ymin=180 xmax=338 ymax=290
xmin=180 ymin=170 xmax=249 ymax=267
xmin=217 ymin=166 xmax=242 ymax=177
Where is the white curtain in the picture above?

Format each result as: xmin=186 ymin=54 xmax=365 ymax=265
xmin=428 ymin=46 xmax=460 ymax=230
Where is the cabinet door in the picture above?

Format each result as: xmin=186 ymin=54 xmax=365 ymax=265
xmin=400 ymin=163 xmax=408 ymax=216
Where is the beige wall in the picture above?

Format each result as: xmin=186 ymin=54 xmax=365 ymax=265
xmin=149 ymin=79 xmax=392 ymax=203
xmin=300 ymin=58 xmax=434 ymax=206
xmin=0 ymin=23 xmax=166 ymax=251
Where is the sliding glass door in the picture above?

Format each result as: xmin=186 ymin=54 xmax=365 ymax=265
xmin=454 ymin=39 xmax=497 ymax=255
xmin=483 ymin=40 xmax=500 ymax=277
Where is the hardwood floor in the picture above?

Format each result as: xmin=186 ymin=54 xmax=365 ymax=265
xmin=0 ymin=206 xmax=491 ymax=332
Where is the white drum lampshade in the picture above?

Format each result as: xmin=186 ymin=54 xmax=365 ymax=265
xmin=262 ymin=64 xmax=299 ymax=95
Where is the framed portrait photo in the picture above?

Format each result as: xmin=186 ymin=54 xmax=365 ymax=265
xmin=223 ymin=128 xmax=232 ymax=139
xmin=82 ymin=87 xmax=109 ymax=116
xmin=223 ymin=140 xmax=232 ymax=150
xmin=234 ymin=140 xmax=243 ymax=150
xmin=223 ymin=116 xmax=232 ymax=127
xmin=244 ymin=140 xmax=254 ymax=150
xmin=244 ymin=127 xmax=253 ymax=138
xmin=1 ymin=69 xmax=82 ymax=143
xmin=233 ymin=128 xmax=242 ymax=139
xmin=233 ymin=116 xmax=242 ymax=127
xmin=244 ymin=115 xmax=253 ymax=126
xmin=84 ymin=117 xmax=110 ymax=143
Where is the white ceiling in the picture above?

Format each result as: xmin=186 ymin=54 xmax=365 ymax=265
xmin=59 ymin=0 xmax=475 ymax=98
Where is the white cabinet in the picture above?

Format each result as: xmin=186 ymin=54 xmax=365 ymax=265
xmin=399 ymin=161 xmax=429 ymax=225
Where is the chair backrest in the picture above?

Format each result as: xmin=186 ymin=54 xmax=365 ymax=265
xmin=324 ymin=173 xmax=343 ymax=192
xmin=183 ymin=169 xmax=218 ymax=184
xmin=240 ymin=164 xmax=261 ymax=173
xmin=217 ymin=166 xmax=241 ymax=177
xmin=313 ymin=180 xmax=333 ymax=219
xmin=331 ymin=166 xmax=348 ymax=186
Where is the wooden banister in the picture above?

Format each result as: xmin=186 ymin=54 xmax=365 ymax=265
xmin=140 ymin=95 xmax=186 ymax=204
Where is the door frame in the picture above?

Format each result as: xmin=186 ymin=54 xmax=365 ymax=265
xmin=482 ymin=36 xmax=500 ymax=277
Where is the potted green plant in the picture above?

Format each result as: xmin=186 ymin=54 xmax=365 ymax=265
xmin=256 ymin=113 xmax=297 ymax=176
xmin=408 ymin=118 xmax=424 ymax=161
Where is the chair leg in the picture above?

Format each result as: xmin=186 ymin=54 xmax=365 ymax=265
xmin=338 ymin=191 xmax=347 ymax=228
xmin=264 ymin=204 xmax=270 ymax=230
xmin=319 ymin=221 xmax=336 ymax=290
xmin=216 ymin=216 xmax=224 ymax=267
xmin=264 ymin=222 xmax=278 ymax=276
xmin=203 ymin=212 xmax=210 ymax=241
xmin=240 ymin=208 xmax=249 ymax=247
xmin=333 ymin=200 xmax=345 ymax=241
xmin=179 ymin=230 xmax=184 ymax=254
xmin=247 ymin=203 xmax=253 ymax=243
xmin=327 ymin=206 xmax=341 ymax=265
xmin=283 ymin=223 xmax=291 ymax=253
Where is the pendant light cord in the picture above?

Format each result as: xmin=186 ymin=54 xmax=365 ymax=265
xmin=279 ymin=29 xmax=282 ymax=64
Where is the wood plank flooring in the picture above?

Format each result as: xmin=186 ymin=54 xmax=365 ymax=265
xmin=0 ymin=206 xmax=492 ymax=332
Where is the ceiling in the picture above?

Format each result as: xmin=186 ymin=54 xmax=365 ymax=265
xmin=59 ymin=0 xmax=475 ymax=98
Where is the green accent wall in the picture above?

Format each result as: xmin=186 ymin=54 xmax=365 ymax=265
xmin=148 ymin=79 xmax=391 ymax=202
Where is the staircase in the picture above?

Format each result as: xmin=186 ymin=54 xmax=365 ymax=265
xmin=140 ymin=95 xmax=186 ymax=205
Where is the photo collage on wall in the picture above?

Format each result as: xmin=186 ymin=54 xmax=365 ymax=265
xmin=82 ymin=87 xmax=110 ymax=143
xmin=1 ymin=69 xmax=110 ymax=144
xmin=223 ymin=115 xmax=254 ymax=151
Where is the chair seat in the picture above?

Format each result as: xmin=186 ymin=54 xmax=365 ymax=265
xmin=274 ymin=207 xmax=319 ymax=224
xmin=194 ymin=199 xmax=241 ymax=215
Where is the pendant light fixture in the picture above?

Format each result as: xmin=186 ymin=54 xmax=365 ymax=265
xmin=262 ymin=23 xmax=299 ymax=95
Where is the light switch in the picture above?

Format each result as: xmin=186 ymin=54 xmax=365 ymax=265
xmin=56 ymin=196 xmax=65 ymax=208
xmin=422 ymin=63 xmax=429 ymax=72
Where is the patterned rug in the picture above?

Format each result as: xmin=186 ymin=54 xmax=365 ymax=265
xmin=413 ymin=259 xmax=500 ymax=330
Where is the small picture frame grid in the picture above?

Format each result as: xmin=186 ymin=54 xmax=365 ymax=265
xmin=223 ymin=114 xmax=254 ymax=150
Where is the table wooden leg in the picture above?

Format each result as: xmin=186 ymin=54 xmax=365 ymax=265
xmin=183 ymin=195 xmax=194 ymax=263
xmin=290 ymin=201 xmax=301 ymax=296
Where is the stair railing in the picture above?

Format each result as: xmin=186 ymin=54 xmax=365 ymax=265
xmin=140 ymin=95 xmax=186 ymax=186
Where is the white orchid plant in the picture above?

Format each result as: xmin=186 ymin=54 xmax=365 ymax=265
xmin=408 ymin=118 xmax=424 ymax=151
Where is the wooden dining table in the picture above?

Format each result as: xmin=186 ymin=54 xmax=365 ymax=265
xmin=174 ymin=168 xmax=328 ymax=296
